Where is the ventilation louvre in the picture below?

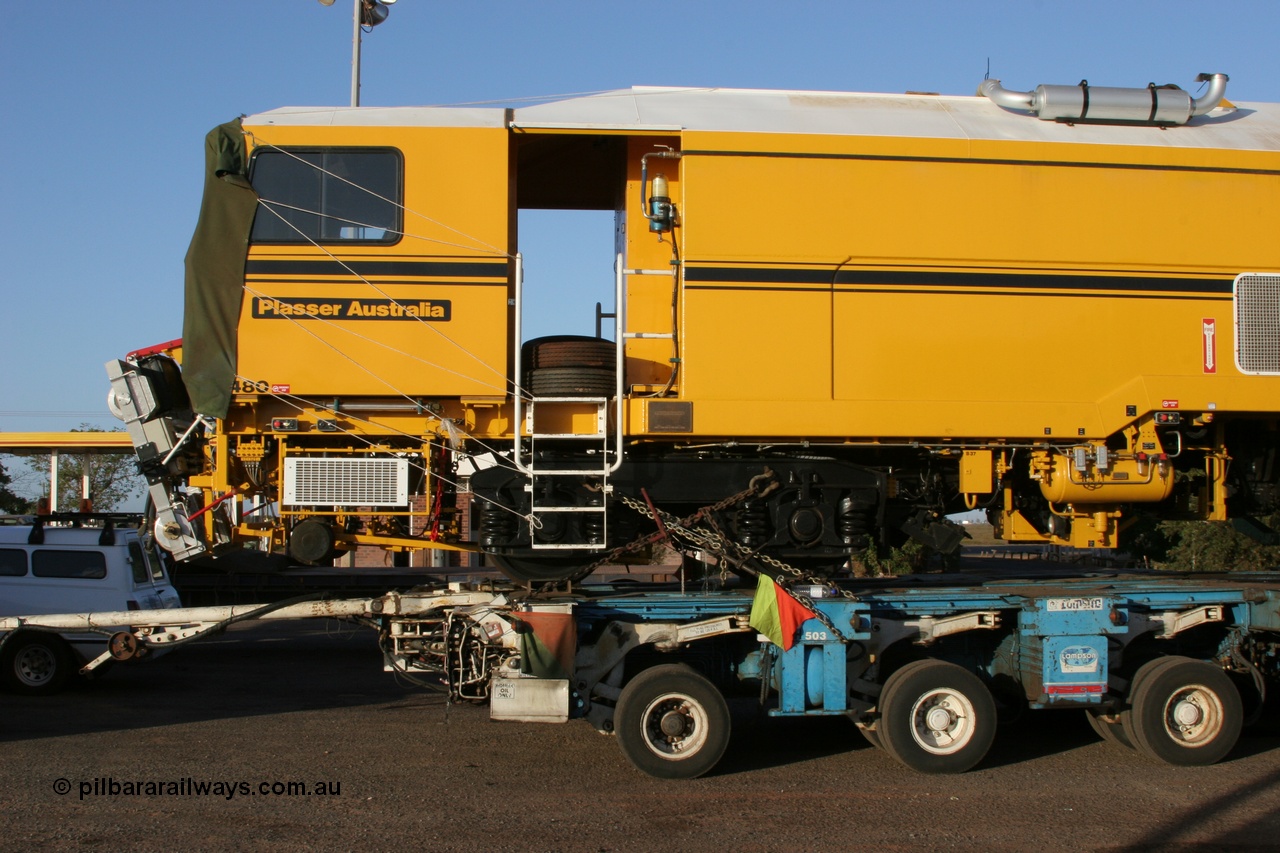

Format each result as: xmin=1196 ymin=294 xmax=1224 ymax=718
xmin=1235 ymin=273 xmax=1280 ymax=375
xmin=284 ymin=458 xmax=409 ymax=506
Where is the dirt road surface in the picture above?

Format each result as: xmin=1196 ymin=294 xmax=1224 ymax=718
xmin=3 ymin=620 xmax=1279 ymax=852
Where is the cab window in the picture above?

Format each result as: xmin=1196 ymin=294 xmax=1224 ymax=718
xmin=31 ymin=550 xmax=107 ymax=579
xmin=249 ymin=148 xmax=402 ymax=244
xmin=0 ymin=549 xmax=26 ymax=576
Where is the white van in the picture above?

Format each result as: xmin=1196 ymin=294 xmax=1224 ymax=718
xmin=0 ymin=514 xmax=181 ymax=694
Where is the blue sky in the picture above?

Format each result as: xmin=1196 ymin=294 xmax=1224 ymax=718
xmin=2 ymin=0 xmax=1278 ymax=437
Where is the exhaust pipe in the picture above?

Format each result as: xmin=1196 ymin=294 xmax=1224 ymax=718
xmin=978 ymin=72 xmax=1228 ymax=126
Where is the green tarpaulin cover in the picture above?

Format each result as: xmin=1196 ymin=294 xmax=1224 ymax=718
xmin=181 ymin=118 xmax=258 ymax=417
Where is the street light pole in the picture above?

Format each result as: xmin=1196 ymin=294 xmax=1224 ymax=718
xmin=351 ymin=0 xmax=362 ymax=107
xmin=319 ymin=0 xmax=395 ymax=107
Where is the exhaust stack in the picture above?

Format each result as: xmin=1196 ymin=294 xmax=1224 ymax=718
xmin=978 ymin=72 xmax=1228 ymax=126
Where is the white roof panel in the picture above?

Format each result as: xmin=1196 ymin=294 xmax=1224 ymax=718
xmin=245 ymin=85 xmax=1280 ymax=152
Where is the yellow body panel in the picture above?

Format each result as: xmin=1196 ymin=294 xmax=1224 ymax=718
xmin=661 ymin=129 xmax=1280 ymax=440
xmin=236 ymin=124 xmax=512 ymax=400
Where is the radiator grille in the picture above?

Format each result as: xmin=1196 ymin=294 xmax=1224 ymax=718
xmin=1236 ymin=273 xmax=1280 ymax=374
xmin=284 ymin=458 xmax=409 ymax=506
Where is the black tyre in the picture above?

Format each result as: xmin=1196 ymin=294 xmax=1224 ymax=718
xmin=526 ymin=366 xmax=615 ymax=397
xmin=1085 ymin=708 xmax=1134 ymax=750
xmin=1127 ymin=656 xmax=1243 ymax=766
xmin=615 ymin=664 xmax=731 ymax=779
xmin=857 ymin=723 xmax=884 ymax=750
xmin=523 ymin=336 xmax=616 ymax=369
xmin=1118 ymin=656 xmax=1178 ymax=747
xmin=877 ymin=659 xmax=997 ymax=774
xmin=1 ymin=632 xmax=73 ymax=695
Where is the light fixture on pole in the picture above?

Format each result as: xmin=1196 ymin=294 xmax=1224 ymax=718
xmin=318 ymin=0 xmax=396 ymax=108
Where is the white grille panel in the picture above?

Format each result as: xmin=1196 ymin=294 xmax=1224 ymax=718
xmin=284 ymin=458 xmax=409 ymax=506
xmin=1236 ymin=273 xmax=1280 ymax=375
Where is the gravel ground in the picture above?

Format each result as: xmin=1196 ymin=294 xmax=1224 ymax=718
xmin=2 ymin=620 xmax=1279 ymax=852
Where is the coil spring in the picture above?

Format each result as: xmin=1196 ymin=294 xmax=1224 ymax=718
xmin=478 ymin=501 xmax=517 ymax=547
xmin=735 ymin=499 xmax=770 ymax=547
xmin=837 ymin=495 xmax=875 ymax=547
xmin=582 ymin=498 xmax=606 ymax=545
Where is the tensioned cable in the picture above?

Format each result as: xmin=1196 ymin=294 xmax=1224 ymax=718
xmin=252 ymin=197 xmax=534 ymax=402
xmin=245 ymin=135 xmax=511 ymax=259
xmin=241 ymin=281 xmax=507 ymax=395
xmin=237 ymin=378 xmax=530 ymax=522
xmin=256 ymin=199 xmax=500 ymax=257
xmin=238 ymin=281 xmax=524 ymax=471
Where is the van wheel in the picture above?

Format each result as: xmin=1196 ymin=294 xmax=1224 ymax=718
xmin=2 ymin=633 xmax=73 ymax=695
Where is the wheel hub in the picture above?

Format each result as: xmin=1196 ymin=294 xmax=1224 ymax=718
xmin=910 ymin=688 xmax=976 ymax=755
xmin=17 ymin=647 xmax=55 ymax=684
xmin=1172 ymin=697 xmax=1204 ymax=729
xmin=660 ymin=709 xmax=692 ymax=738
xmin=926 ymin=705 xmax=956 ymax=734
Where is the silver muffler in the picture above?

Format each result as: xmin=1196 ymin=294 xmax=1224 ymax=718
xmin=978 ymin=72 xmax=1228 ymax=126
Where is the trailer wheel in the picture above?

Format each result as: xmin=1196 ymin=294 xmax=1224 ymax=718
xmin=1118 ymin=656 xmax=1178 ymax=747
xmin=877 ymin=659 xmax=996 ymax=774
xmin=1 ymin=632 xmax=73 ymax=695
xmin=1126 ymin=657 xmax=1243 ymax=766
xmin=615 ymin=664 xmax=730 ymax=779
xmin=1085 ymin=708 xmax=1134 ymax=750
xmin=857 ymin=723 xmax=884 ymax=750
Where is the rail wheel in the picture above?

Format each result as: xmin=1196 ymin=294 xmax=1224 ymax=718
xmin=1126 ymin=656 xmax=1242 ymax=766
xmin=877 ymin=659 xmax=996 ymax=774
xmin=489 ymin=554 xmax=597 ymax=585
xmin=614 ymin=664 xmax=731 ymax=779
xmin=1 ymin=632 xmax=72 ymax=695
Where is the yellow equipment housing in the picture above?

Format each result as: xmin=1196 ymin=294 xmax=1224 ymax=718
xmin=110 ymin=74 xmax=1280 ymax=580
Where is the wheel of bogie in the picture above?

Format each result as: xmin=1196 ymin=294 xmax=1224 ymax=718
xmin=1126 ymin=656 xmax=1243 ymax=766
xmin=1 ymin=633 xmax=73 ymax=695
xmin=614 ymin=664 xmax=731 ymax=779
xmin=1085 ymin=707 xmax=1134 ymax=750
xmin=877 ymin=659 xmax=997 ymax=774
xmin=490 ymin=554 xmax=597 ymax=585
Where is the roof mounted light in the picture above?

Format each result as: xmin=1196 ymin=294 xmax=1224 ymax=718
xmin=361 ymin=0 xmax=393 ymax=27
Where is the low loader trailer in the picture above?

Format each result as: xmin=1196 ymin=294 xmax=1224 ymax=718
xmin=4 ymin=567 xmax=1280 ymax=778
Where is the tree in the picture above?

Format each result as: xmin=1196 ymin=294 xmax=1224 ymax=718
xmin=19 ymin=424 xmax=144 ymax=512
xmin=0 ymin=458 xmax=30 ymax=513
xmin=1155 ymin=518 xmax=1280 ymax=573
